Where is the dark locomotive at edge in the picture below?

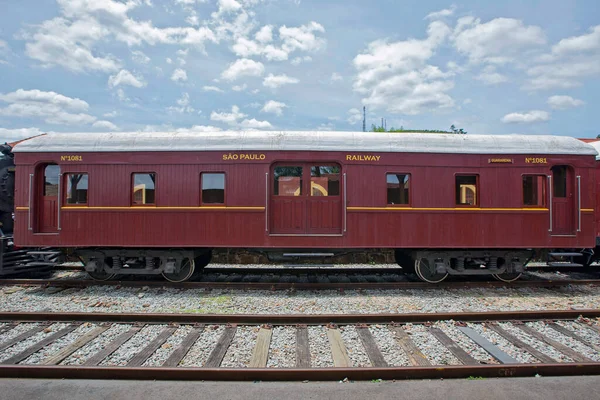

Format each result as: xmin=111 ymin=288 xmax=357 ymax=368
xmin=4 ymin=130 xmax=600 ymax=283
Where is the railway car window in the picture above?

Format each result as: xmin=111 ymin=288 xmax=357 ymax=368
xmin=310 ymin=166 xmax=340 ymax=196
xmin=551 ymin=166 xmax=567 ymax=197
xmin=455 ymin=175 xmax=478 ymax=206
xmin=44 ymin=165 xmax=59 ymax=196
xmin=65 ymin=174 xmax=88 ymax=204
xmin=274 ymin=166 xmax=303 ymax=196
xmin=132 ymin=173 xmax=155 ymax=205
xmin=387 ymin=174 xmax=410 ymax=205
xmin=523 ymin=175 xmax=546 ymax=206
xmin=201 ymin=173 xmax=225 ymax=204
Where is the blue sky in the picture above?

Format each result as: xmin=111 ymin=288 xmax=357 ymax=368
xmin=0 ymin=0 xmax=599 ymax=142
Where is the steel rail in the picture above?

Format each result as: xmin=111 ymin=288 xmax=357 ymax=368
xmin=1 ymin=309 xmax=599 ymax=324
xmin=1 ymin=363 xmax=600 ymax=381
xmin=0 ymin=278 xmax=598 ymax=291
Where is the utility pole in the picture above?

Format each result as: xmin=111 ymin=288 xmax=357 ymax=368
xmin=362 ymin=106 xmax=366 ymax=132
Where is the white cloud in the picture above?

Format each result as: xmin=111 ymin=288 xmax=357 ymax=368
xmin=0 ymin=127 xmax=48 ymax=143
xmin=103 ymin=110 xmax=118 ymax=117
xmin=475 ymin=65 xmax=508 ymax=85
xmin=210 ymin=105 xmax=246 ymax=125
xmin=0 ymin=89 xmax=89 ymax=111
xmin=501 ymin=110 xmax=550 ymax=124
xmin=551 ymin=25 xmax=600 ymax=56
xmin=255 ymin=25 xmax=273 ymax=43
xmin=108 ymin=69 xmax=146 ymax=88
xmin=0 ymin=103 xmax=97 ymax=125
xmin=261 ymin=100 xmax=287 ymax=116
xmin=186 ymin=13 xmax=199 ymax=26
xmin=168 ymin=92 xmax=195 ymax=113
xmin=425 ymin=6 xmax=456 ymax=20
xmin=116 ymin=88 xmax=129 ymax=102
xmin=291 ymin=55 xmax=312 ymax=65
xmin=525 ymin=25 xmax=600 ymax=90
xmin=317 ymin=122 xmax=335 ymax=131
xmin=24 ymin=16 xmax=120 ymax=73
xmin=239 ymin=118 xmax=272 ymax=129
xmin=131 ymin=50 xmax=150 ymax=64
xmin=263 ymin=45 xmax=288 ymax=61
xmin=547 ymin=95 xmax=585 ymax=110
xmin=203 ymin=86 xmax=224 ymax=93
xmin=221 ymin=58 xmax=265 ymax=81
xmin=453 ymin=17 xmax=546 ymax=64
xmin=232 ymin=84 xmax=247 ymax=91
xmin=526 ymin=60 xmax=600 ymax=90
xmin=0 ymin=89 xmax=103 ymax=126
xmin=347 ymin=108 xmax=363 ymax=125
xmin=166 ymin=57 xmax=173 ymax=64
xmin=279 ymin=21 xmax=325 ymax=53
xmin=263 ymin=73 xmax=299 ymax=88
xmin=92 ymin=120 xmax=119 ymax=130
xmin=210 ymin=105 xmax=272 ymax=129
xmin=171 ymin=68 xmax=188 ymax=82
xmin=175 ymin=125 xmax=222 ymax=133
xmin=231 ymin=21 xmax=325 ymax=62
xmin=217 ymin=0 xmax=242 ymax=14
xmin=352 ymin=21 xmax=455 ymax=115
xmin=23 ymin=0 xmax=218 ymax=72
xmin=331 ymin=72 xmax=343 ymax=82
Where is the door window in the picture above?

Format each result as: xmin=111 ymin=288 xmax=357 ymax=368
xmin=310 ymin=166 xmax=340 ymax=196
xmin=274 ymin=166 xmax=303 ymax=196
xmin=551 ymin=166 xmax=567 ymax=198
xmin=44 ymin=165 xmax=60 ymax=196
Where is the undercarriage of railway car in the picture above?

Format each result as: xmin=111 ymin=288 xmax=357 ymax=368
xmin=78 ymin=248 xmax=213 ymax=282
xmin=395 ymin=249 xmax=533 ymax=283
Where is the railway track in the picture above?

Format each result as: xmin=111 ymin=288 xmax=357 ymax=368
xmin=0 ymin=310 xmax=598 ymax=380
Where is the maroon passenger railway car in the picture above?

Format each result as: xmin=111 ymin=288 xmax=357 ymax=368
xmin=11 ymin=131 xmax=599 ymax=283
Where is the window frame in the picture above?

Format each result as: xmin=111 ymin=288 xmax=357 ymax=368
xmin=385 ymin=172 xmax=411 ymax=207
xmin=64 ymin=172 xmax=89 ymax=206
xmin=309 ymin=165 xmax=341 ymax=197
xmin=454 ymin=174 xmax=479 ymax=208
xmin=201 ymin=171 xmax=226 ymax=206
xmin=131 ymin=172 xmax=157 ymax=206
xmin=521 ymin=174 xmax=548 ymax=208
xmin=273 ymin=165 xmax=304 ymax=197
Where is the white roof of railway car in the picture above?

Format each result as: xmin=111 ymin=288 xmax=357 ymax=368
xmin=12 ymin=131 xmax=599 ymax=156
xmin=586 ymin=140 xmax=600 ymax=160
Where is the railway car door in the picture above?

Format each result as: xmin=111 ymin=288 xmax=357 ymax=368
xmin=551 ymin=165 xmax=576 ymax=235
xmin=35 ymin=163 xmax=60 ymax=233
xmin=270 ymin=164 xmax=342 ymax=234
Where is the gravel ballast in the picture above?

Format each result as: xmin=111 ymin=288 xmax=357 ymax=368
xmin=266 ymin=326 xmax=295 ymax=368
xmin=2 ymin=283 xmax=600 ymax=316
xmin=179 ymin=325 xmax=224 ymax=367
xmin=308 ymin=326 xmax=334 ymax=367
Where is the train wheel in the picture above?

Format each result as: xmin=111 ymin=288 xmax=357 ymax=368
xmin=87 ymin=258 xmax=115 ymax=281
xmin=162 ymin=258 xmax=195 ymax=283
xmin=414 ymin=258 xmax=448 ymax=283
xmin=492 ymin=272 xmax=522 ymax=283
